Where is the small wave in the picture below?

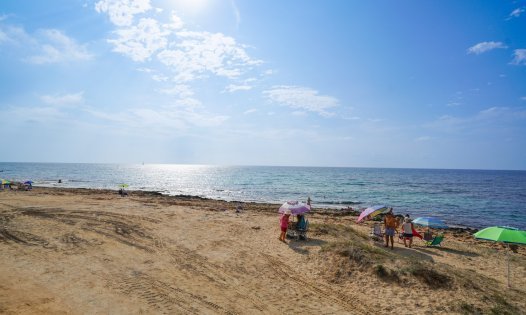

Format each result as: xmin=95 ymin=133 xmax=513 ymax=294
xmin=320 ymin=200 xmax=362 ymax=205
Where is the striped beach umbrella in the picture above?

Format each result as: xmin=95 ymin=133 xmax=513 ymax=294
xmin=356 ymin=205 xmax=388 ymax=223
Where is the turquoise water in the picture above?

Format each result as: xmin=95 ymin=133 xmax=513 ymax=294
xmin=1 ymin=163 xmax=525 ymax=229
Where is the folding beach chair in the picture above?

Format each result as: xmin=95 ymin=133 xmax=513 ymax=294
xmin=287 ymin=216 xmax=309 ymax=240
xmin=296 ymin=217 xmax=309 ymax=240
xmin=423 ymin=230 xmax=434 ymax=242
xmin=370 ymin=223 xmax=383 ymax=241
xmin=424 ymin=234 xmax=444 ymax=247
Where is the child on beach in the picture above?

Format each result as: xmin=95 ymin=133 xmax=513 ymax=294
xmin=279 ymin=209 xmax=292 ymax=243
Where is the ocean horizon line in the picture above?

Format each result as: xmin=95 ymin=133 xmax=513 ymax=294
xmin=2 ymin=161 xmax=525 ymax=172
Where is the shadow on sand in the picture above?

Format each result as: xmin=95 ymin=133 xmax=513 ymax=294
xmin=287 ymin=237 xmax=327 ymax=255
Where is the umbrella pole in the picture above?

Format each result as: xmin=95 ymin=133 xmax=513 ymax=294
xmin=507 ymin=244 xmax=511 ymax=288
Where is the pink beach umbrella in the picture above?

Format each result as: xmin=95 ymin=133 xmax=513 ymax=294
xmin=356 ymin=205 xmax=389 ymax=223
xmin=278 ymin=201 xmax=311 ymax=215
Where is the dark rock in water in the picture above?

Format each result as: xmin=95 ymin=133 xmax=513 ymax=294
xmin=314 ymin=208 xmax=360 ymax=216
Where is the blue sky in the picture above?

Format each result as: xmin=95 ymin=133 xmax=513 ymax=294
xmin=1 ymin=0 xmax=525 ymax=170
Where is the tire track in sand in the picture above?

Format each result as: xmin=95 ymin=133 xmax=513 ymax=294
xmin=113 ymin=272 xmax=238 ymax=315
xmin=260 ymin=253 xmax=368 ymax=314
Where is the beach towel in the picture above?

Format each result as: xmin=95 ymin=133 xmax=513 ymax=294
xmin=412 ymin=227 xmax=422 ymax=239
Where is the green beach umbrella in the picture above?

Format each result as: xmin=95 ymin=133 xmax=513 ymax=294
xmin=474 ymin=226 xmax=526 ymax=288
xmin=474 ymin=226 xmax=526 ymax=245
xmin=118 ymin=184 xmax=129 ymax=188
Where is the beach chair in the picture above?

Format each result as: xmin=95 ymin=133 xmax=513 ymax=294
xmin=424 ymin=234 xmax=444 ymax=247
xmin=287 ymin=216 xmax=309 ymax=240
xmin=370 ymin=223 xmax=383 ymax=241
xmin=423 ymin=230 xmax=434 ymax=242
xmin=296 ymin=218 xmax=309 ymax=240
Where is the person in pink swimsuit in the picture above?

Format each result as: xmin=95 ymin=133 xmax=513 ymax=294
xmin=279 ymin=209 xmax=292 ymax=243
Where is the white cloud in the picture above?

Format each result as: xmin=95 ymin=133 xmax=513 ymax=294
xmin=108 ymin=17 xmax=169 ymax=62
xmin=163 ymin=12 xmax=184 ymax=30
xmin=243 ymin=108 xmax=257 ymax=115
xmin=224 ymin=84 xmax=252 ymax=93
xmin=467 ymin=41 xmax=507 ymax=55
xmin=510 ymin=49 xmax=526 ymax=65
xmin=508 ymin=7 xmax=525 ymax=19
xmin=95 ymin=0 xmax=151 ymax=27
xmin=521 ymin=96 xmax=526 ymax=101
xmin=27 ymin=29 xmax=92 ymax=64
xmin=158 ymin=84 xmax=194 ymax=98
xmin=263 ymin=85 xmax=339 ymax=117
xmin=151 ymin=74 xmax=169 ymax=82
xmin=157 ymin=30 xmax=262 ymax=82
xmin=0 ymin=25 xmax=92 ymax=64
xmin=40 ymin=92 xmax=84 ymax=106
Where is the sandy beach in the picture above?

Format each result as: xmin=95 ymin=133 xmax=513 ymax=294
xmin=0 ymin=187 xmax=525 ymax=314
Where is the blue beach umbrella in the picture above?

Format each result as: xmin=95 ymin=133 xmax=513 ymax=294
xmin=413 ymin=217 xmax=448 ymax=229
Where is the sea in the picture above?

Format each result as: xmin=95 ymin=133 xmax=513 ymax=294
xmin=1 ymin=162 xmax=525 ymax=230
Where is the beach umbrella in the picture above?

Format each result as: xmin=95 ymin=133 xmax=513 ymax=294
xmin=474 ymin=226 xmax=526 ymax=288
xmin=118 ymin=184 xmax=129 ymax=188
xmin=413 ymin=217 xmax=448 ymax=229
xmin=278 ymin=201 xmax=311 ymax=215
xmin=356 ymin=205 xmax=388 ymax=223
xmin=24 ymin=180 xmax=33 ymax=185
xmin=1 ymin=179 xmax=10 ymax=185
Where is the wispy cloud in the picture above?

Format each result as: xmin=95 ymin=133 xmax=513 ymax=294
xmin=1 ymin=106 xmax=66 ymax=124
xmin=467 ymin=41 xmax=507 ymax=55
xmin=507 ymin=7 xmax=525 ymax=20
xmin=87 ymin=103 xmax=229 ymax=134
xmin=224 ymin=84 xmax=252 ymax=93
xmin=27 ymin=29 xmax=93 ymax=64
xmin=230 ymin=0 xmax=241 ymax=28
xmin=243 ymin=108 xmax=257 ymax=115
xmin=0 ymin=24 xmax=92 ymax=63
xmin=158 ymin=84 xmax=194 ymax=98
xmin=40 ymin=92 xmax=84 ymax=106
xmin=263 ymin=85 xmax=339 ymax=117
xmin=510 ymin=49 xmax=526 ymax=65
xmin=427 ymin=107 xmax=526 ymax=133
xmin=95 ymin=0 xmax=151 ymax=27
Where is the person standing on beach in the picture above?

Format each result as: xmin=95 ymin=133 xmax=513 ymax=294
xmin=401 ymin=217 xmax=414 ymax=248
xmin=279 ymin=209 xmax=292 ymax=243
xmin=383 ymin=208 xmax=397 ymax=249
